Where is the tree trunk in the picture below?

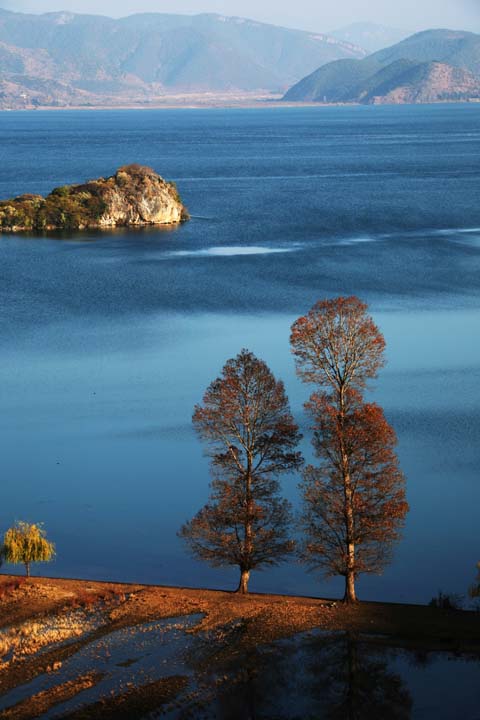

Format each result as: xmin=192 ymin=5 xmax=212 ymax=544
xmin=241 ymin=463 xmax=253 ymax=596
xmin=344 ymin=495 xmax=357 ymax=603
xmin=238 ymin=569 xmax=250 ymax=594
xmin=25 ymin=561 xmax=30 ymax=578
xmin=344 ymin=568 xmax=357 ymax=604
xmin=340 ymin=388 xmax=357 ymax=604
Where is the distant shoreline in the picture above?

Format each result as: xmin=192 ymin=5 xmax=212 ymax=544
xmin=2 ymin=95 xmax=479 ymax=112
xmin=0 ymin=96 xmax=349 ymax=112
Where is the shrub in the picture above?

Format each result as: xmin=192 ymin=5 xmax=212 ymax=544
xmin=429 ymin=591 xmax=463 ymax=610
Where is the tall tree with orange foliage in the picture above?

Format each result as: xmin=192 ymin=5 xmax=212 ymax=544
xmin=300 ymin=392 xmax=408 ymax=601
xmin=179 ymin=349 xmax=302 ymax=593
xmin=291 ymin=297 xmax=408 ymax=602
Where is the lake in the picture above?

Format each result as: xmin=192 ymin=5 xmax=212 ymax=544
xmin=0 ymin=104 xmax=479 ymax=604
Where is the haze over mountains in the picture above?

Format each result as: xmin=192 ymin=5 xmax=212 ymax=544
xmin=0 ymin=8 xmax=478 ymax=108
xmin=284 ymin=29 xmax=480 ymax=104
xmin=329 ymin=22 xmax=411 ymax=53
xmin=0 ymin=8 xmax=366 ymax=108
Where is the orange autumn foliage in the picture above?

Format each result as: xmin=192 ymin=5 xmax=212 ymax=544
xmin=291 ymin=297 xmax=408 ymax=602
xmin=301 ymin=392 xmax=408 ymax=580
xmin=179 ymin=349 xmax=302 ymax=593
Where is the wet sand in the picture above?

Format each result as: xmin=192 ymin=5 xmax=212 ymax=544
xmin=0 ymin=575 xmax=478 ymax=718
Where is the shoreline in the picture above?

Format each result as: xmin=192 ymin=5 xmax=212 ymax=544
xmin=1 ymin=100 xmax=352 ymax=112
xmin=0 ymin=575 xmax=479 ymax=717
xmin=1 ymin=97 xmax=479 ymax=112
xmin=0 ymin=571 xmax=460 ymax=610
xmin=1 ymin=574 xmax=479 ymax=651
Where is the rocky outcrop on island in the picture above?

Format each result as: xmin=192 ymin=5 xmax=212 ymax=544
xmin=0 ymin=165 xmax=189 ymax=232
xmin=284 ymin=29 xmax=480 ymax=104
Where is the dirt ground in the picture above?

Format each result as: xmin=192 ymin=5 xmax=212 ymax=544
xmin=0 ymin=575 xmax=478 ymax=718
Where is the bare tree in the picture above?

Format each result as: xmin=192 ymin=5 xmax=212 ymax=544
xmin=291 ymin=297 xmax=408 ymax=602
xmin=179 ymin=349 xmax=302 ymax=593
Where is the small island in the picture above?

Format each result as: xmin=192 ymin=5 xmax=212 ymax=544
xmin=0 ymin=164 xmax=189 ymax=232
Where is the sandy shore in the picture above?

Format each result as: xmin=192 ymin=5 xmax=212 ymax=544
xmin=0 ymin=92 xmax=353 ymax=112
xmin=0 ymin=575 xmax=478 ymax=718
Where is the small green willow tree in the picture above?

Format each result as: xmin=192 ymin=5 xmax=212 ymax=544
xmin=1 ymin=522 xmax=55 ymax=577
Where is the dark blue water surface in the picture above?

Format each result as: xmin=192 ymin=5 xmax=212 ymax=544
xmin=0 ymin=105 xmax=479 ymax=603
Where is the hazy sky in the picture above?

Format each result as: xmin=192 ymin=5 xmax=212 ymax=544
xmin=1 ymin=0 xmax=479 ymax=33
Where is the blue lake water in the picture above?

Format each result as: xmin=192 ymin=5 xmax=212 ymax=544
xmin=0 ymin=105 xmax=479 ymax=603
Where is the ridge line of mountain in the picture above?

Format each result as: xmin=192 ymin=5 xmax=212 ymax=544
xmin=0 ymin=11 xmax=479 ymax=108
xmin=283 ymin=28 xmax=480 ymax=104
xmin=0 ymin=8 xmax=366 ymax=109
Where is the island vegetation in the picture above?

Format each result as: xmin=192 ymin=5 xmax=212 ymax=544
xmin=0 ymin=164 xmax=189 ymax=233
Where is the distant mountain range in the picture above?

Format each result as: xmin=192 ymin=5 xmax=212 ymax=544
xmin=0 ymin=8 xmax=366 ymax=108
xmin=1 ymin=11 xmax=478 ymax=109
xmin=329 ymin=22 xmax=411 ymax=53
xmin=284 ymin=29 xmax=480 ymax=104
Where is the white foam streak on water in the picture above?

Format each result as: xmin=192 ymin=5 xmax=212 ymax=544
xmin=335 ymin=236 xmax=378 ymax=246
xmin=167 ymin=230 xmax=480 ymax=254
xmin=432 ymin=227 xmax=480 ymax=236
xmin=357 ymin=227 xmax=480 ymax=244
xmin=168 ymin=245 xmax=296 ymax=257
xmin=430 ymin=227 xmax=480 ymax=247
xmin=451 ymin=236 xmax=480 ymax=248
